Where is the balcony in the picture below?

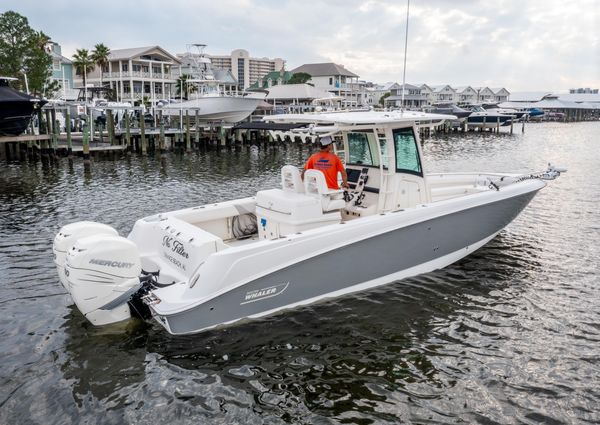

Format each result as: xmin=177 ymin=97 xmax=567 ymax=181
xmin=102 ymin=72 xmax=178 ymax=81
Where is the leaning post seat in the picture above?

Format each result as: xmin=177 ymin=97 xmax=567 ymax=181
xmin=254 ymin=167 xmax=343 ymax=240
xmin=303 ymin=169 xmax=346 ymax=212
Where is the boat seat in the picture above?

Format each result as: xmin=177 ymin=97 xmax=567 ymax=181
xmin=303 ymin=169 xmax=346 ymax=212
xmin=281 ymin=165 xmax=305 ymax=193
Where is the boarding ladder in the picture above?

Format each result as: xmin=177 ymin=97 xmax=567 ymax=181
xmin=376 ymin=131 xmax=396 ymax=213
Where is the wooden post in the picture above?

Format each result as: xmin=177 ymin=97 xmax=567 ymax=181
xmin=140 ymin=109 xmax=147 ymax=155
xmin=185 ymin=111 xmax=191 ymax=152
xmin=482 ymin=116 xmax=486 ymax=132
xmin=195 ymin=110 xmax=200 ymax=148
xmin=522 ymin=118 xmax=525 ymax=133
xmin=107 ymin=109 xmax=115 ymax=146
xmin=220 ymin=125 xmax=226 ymax=146
xmin=496 ymin=116 xmax=500 ymax=133
xmin=65 ymin=109 xmax=73 ymax=163
xmin=89 ymin=109 xmax=94 ymax=142
xmin=124 ymin=111 xmax=131 ymax=154
xmin=510 ymin=117 xmax=514 ymax=134
xmin=159 ymin=119 xmax=167 ymax=160
xmin=82 ymin=120 xmax=91 ymax=170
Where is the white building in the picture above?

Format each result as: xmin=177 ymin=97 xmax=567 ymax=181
xmin=386 ymin=84 xmax=428 ymax=109
xmin=365 ymin=82 xmax=399 ymax=106
xmin=209 ymin=49 xmax=285 ymax=90
xmin=491 ymin=87 xmax=510 ymax=103
xmin=75 ymin=46 xmax=181 ymax=106
xmin=454 ymin=86 xmax=478 ymax=104
xmin=431 ymin=85 xmax=457 ymax=103
xmin=290 ymin=63 xmax=366 ymax=107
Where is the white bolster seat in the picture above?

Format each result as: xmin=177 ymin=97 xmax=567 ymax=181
xmin=281 ymin=165 xmax=305 ymax=193
xmin=303 ymin=169 xmax=346 ymax=212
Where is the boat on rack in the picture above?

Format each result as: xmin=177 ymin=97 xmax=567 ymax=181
xmin=0 ymin=77 xmax=47 ymax=136
xmin=481 ymin=103 xmax=528 ymax=120
xmin=53 ymin=110 xmax=565 ymax=335
xmin=158 ymin=44 xmax=262 ymax=123
xmin=465 ymin=104 xmax=514 ymax=129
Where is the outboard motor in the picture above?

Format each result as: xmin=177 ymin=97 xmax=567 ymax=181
xmin=65 ymin=234 xmax=142 ymax=326
xmin=53 ymin=221 xmax=119 ymax=291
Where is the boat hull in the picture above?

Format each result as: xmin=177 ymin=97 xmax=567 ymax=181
xmin=160 ymin=96 xmax=261 ymax=123
xmin=153 ymin=188 xmax=539 ymax=334
xmin=467 ymin=114 xmax=512 ymax=128
xmin=0 ymin=101 xmax=37 ymax=136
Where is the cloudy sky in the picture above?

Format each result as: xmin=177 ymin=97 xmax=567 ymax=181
xmin=3 ymin=0 xmax=599 ymax=91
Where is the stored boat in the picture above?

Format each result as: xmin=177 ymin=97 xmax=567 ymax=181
xmin=53 ymin=111 xmax=565 ymax=335
xmin=0 ymin=77 xmax=46 ymax=136
xmin=158 ymin=44 xmax=262 ymax=123
xmin=466 ymin=104 xmax=513 ymax=129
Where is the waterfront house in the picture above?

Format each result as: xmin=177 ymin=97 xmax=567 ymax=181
xmin=74 ymin=46 xmax=181 ymax=106
xmin=247 ymin=69 xmax=293 ymax=91
xmin=491 ymin=87 xmax=510 ymax=103
xmin=419 ymin=84 xmax=435 ymax=105
xmin=474 ymin=87 xmax=496 ymax=103
xmin=454 ymin=86 xmax=478 ymax=104
xmin=431 ymin=85 xmax=457 ymax=103
xmin=364 ymin=82 xmax=399 ymax=106
xmin=46 ymin=42 xmax=74 ymax=99
xmin=386 ymin=84 xmax=428 ymax=109
xmin=290 ymin=63 xmax=366 ymax=108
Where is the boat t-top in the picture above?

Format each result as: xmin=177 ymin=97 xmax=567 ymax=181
xmin=53 ymin=110 xmax=565 ymax=335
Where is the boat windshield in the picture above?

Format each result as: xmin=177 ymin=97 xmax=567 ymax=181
xmin=393 ymin=128 xmax=422 ymax=176
xmin=346 ymin=131 xmax=385 ymax=168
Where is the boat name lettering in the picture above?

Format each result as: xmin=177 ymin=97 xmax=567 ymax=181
xmin=241 ymin=282 xmax=290 ymax=305
xmin=89 ymin=258 xmax=135 ymax=268
xmin=162 ymin=236 xmax=189 ymax=258
xmin=163 ymin=252 xmax=186 ymax=271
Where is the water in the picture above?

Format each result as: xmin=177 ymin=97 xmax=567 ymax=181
xmin=1 ymin=122 xmax=599 ymax=424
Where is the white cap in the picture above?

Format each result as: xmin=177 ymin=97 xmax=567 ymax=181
xmin=319 ymin=136 xmax=333 ymax=146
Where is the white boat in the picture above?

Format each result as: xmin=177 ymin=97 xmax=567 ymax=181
xmin=159 ymin=94 xmax=262 ymax=124
xmin=466 ymin=105 xmax=514 ymax=129
xmin=53 ymin=111 xmax=565 ymax=335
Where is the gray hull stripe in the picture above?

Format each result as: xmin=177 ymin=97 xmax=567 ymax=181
xmin=162 ymin=191 xmax=537 ymax=334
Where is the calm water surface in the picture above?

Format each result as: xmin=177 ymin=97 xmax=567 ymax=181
xmin=1 ymin=122 xmax=599 ymax=424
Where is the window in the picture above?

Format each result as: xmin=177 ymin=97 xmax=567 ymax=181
xmin=393 ymin=128 xmax=422 ymax=176
xmin=347 ymin=130 xmax=389 ymax=168
xmin=329 ymin=77 xmax=333 ymax=85
xmin=347 ymin=132 xmax=374 ymax=166
xmin=122 ymin=64 xmax=128 ymax=72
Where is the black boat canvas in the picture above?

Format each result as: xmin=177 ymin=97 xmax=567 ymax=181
xmin=0 ymin=77 xmax=46 ymax=137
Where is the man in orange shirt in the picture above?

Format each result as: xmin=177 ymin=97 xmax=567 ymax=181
xmin=302 ymin=136 xmax=348 ymax=190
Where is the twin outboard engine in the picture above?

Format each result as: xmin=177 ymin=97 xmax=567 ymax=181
xmin=53 ymin=222 xmax=143 ymax=325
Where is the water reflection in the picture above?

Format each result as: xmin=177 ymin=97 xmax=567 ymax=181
xmin=1 ymin=123 xmax=599 ymax=424
xmin=60 ymin=307 xmax=149 ymax=406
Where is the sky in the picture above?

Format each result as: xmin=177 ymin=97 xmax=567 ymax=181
xmin=3 ymin=0 xmax=599 ymax=92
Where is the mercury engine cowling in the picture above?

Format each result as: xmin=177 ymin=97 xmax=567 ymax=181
xmin=53 ymin=221 xmax=119 ymax=291
xmin=65 ymin=234 xmax=142 ymax=326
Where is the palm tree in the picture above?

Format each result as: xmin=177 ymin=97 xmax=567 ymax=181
xmin=175 ymin=74 xmax=197 ymax=99
xmin=91 ymin=43 xmax=110 ymax=87
xmin=72 ymin=48 xmax=94 ymax=90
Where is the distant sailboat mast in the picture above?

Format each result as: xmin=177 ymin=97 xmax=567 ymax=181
xmin=400 ymin=0 xmax=410 ymax=112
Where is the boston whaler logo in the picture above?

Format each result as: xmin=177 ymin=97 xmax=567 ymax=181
xmin=89 ymin=259 xmax=135 ymax=268
xmin=162 ymin=235 xmax=189 ymax=259
xmin=241 ymin=282 xmax=290 ymax=305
